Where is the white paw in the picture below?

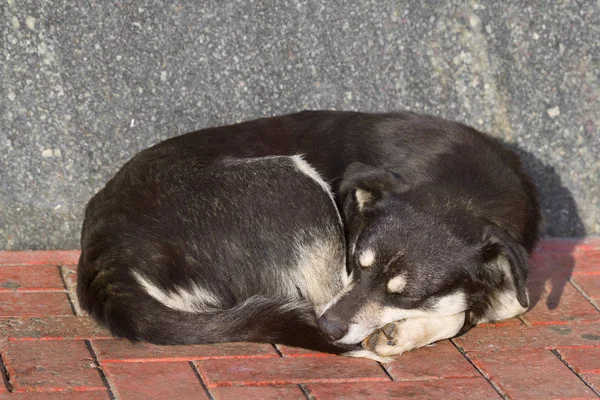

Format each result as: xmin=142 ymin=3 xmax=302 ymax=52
xmin=361 ymin=321 xmax=417 ymax=357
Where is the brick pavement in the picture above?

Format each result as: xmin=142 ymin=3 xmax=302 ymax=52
xmin=0 ymin=238 xmax=599 ymax=399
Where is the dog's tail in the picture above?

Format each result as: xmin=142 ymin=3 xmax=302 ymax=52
xmin=78 ymin=260 xmax=357 ymax=354
xmin=128 ymin=296 xmax=358 ymax=354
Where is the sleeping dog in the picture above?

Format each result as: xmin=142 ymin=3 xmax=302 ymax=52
xmin=78 ymin=154 xmax=356 ymax=354
xmin=77 ymin=110 xmax=541 ymax=357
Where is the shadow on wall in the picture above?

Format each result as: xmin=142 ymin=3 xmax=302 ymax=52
xmin=509 ymin=144 xmax=586 ymax=313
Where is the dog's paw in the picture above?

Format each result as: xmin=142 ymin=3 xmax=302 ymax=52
xmin=361 ymin=313 xmax=467 ymax=357
xmin=361 ymin=321 xmax=415 ymax=357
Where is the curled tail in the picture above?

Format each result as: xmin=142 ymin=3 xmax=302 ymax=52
xmin=77 ymin=256 xmax=357 ymax=354
xmin=133 ymin=296 xmax=358 ymax=354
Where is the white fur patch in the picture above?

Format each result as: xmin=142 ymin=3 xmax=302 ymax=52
xmin=340 ymin=266 xmax=352 ymax=289
xmin=370 ymin=313 xmax=466 ymax=357
xmin=291 ymin=234 xmax=346 ymax=311
xmin=292 ymin=154 xmax=334 ymax=203
xmin=478 ymin=254 xmax=529 ymax=323
xmin=380 ymin=291 xmax=467 ymax=325
xmin=479 ymin=289 xmax=528 ymax=323
xmin=345 ymin=349 xmax=393 ymax=363
xmin=337 ymin=322 xmax=376 ymax=344
xmin=379 ymin=306 xmax=432 ymax=325
xmin=434 ymin=291 xmax=468 ymax=315
xmin=133 ymin=271 xmax=221 ymax=313
xmin=359 ymin=249 xmax=376 ymax=268
xmin=355 ymin=188 xmax=373 ymax=210
xmin=398 ymin=313 xmax=465 ymax=349
xmin=336 ymin=291 xmax=468 ymax=345
xmin=292 ymin=155 xmax=348 ymax=287
xmin=386 ymin=275 xmax=407 ymax=293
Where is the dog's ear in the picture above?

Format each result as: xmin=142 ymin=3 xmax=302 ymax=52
xmin=339 ymin=162 xmax=407 ymax=211
xmin=480 ymin=225 xmax=530 ymax=308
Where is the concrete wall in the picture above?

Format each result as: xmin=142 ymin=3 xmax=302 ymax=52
xmin=1 ymin=1 xmax=598 ymax=250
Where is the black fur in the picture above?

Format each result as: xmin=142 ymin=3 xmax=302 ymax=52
xmin=317 ymin=113 xmax=540 ymax=341
xmin=78 ymin=110 xmax=541 ymax=352
xmin=78 ymin=155 xmax=354 ymax=353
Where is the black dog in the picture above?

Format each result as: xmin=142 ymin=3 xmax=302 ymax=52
xmin=77 ymin=111 xmax=541 ymax=357
xmin=77 ymin=154 xmax=356 ymax=354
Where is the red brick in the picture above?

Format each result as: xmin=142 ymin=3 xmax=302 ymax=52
xmin=454 ymin=321 xmax=600 ymax=352
xmin=195 ymin=356 xmax=389 ymax=387
xmin=478 ymin=317 xmax=523 ymax=328
xmin=575 ymin=251 xmax=600 ymax=269
xmin=277 ymin=326 xmax=519 ymax=359
xmin=0 ymin=251 xmax=80 ymax=266
xmin=572 ymin=274 xmax=600 ymax=301
xmin=1 ymin=340 xmax=105 ymax=392
xmin=0 ymin=316 xmax=110 ymax=340
xmin=530 ymin=251 xmax=600 ymax=278
xmin=276 ymin=344 xmax=336 ymax=357
xmin=522 ymin=279 xmax=600 ymax=324
xmin=384 ymin=340 xmax=479 ymax=380
xmin=582 ymin=373 xmax=600 ymax=393
xmin=93 ymin=339 xmax=278 ymax=362
xmin=535 ymin=238 xmax=600 ymax=252
xmin=0 ymin=266 xmax=65 ymax=292
xmin=468 ymin=349 xmax=595 ymax=399
xmin=211 ymin=385 xmax=305 ymax=400
xmin=0 ymin=292 xmax=73 ymax=317
xmin=527 ymin=255 xmax=565 ymax=281
xmin=306 ymin=378 xmax=500 ymax=399
xmin=102 ymin=361 xmax=207 ymax=399
xmin=557 ymin=348 xmax=600 ymax=374
xmin=2 ymin=391 xmax=111 ymax=399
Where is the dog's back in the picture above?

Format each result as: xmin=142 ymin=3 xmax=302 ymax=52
xmin=77 ymin=154 xmax=353 ymax=353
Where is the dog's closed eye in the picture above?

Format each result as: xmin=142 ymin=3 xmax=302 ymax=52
xmin=386 ymin=275 xmax=407 ymax=293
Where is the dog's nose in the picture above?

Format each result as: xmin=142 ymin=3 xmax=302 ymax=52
xmin=318 ymin=313 xmax=348 ymax=341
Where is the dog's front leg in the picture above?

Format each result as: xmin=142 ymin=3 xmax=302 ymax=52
xmin=361 ymin=313 xmax=466 ymax=357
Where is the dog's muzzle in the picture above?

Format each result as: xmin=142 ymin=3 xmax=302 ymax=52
xmin=318 ymin=313 xmax=348 ymax=341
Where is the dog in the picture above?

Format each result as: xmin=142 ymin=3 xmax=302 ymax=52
xmin=77 ymin=110 xmax=541 ymax=357
xmin=77 ymin=154 xmax=359 ymax=354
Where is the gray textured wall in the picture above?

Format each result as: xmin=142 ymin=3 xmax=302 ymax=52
xmin=1 ymin=1 xmax=598 ymax=250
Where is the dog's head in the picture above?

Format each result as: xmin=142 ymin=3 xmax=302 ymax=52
xmin=318 ymin=162 xmax=530 ymax=345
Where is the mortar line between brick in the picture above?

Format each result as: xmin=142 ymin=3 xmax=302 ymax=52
xmin=517 ymin=315 xmax=531 ymax=327
xmin=0 ymin=351 xmax=14 ymax=393
xmin=450 ymin=340 xmax=507 ymax=400
xmin=550 ymin=349 xmax=600 ymax=397
xmin=85 ymin=340 xmax=117 ymax=400
xmin=569 ymin=278 xmax=600 ymax=313
xmin=0 ymin=289 xmax=67 ymax=293
xmin=378 ymin=361 xmax=395 ymax=381
xmin=58 ymin=264 xmax=79 ymax=316
xmin=299 ymin=383 xmax=316 ymax=400
xmin=271 ymin=343 xmax=284 ymax=357
xmin=190 ymin=361 xmax=215 ymax=400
